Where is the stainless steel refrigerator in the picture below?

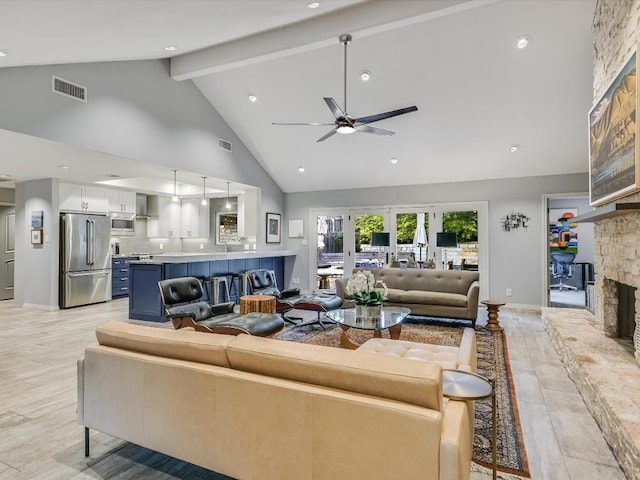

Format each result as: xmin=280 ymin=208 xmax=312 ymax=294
xmin=60 ymin=213 xmax=112 ymax=308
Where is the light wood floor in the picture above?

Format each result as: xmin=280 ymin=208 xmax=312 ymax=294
xmin=0 ymin=299 xmax=627 ymax=479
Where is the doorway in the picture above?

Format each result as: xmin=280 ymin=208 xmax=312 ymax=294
xmin=543 ymin=194 xmax=594 ymax=308
xmin=0 ymin=206 xmax=15 ymax=300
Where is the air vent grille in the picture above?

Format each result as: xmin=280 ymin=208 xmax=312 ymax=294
xmin=52 ymin=75 xmax=87 ymax=102
xmin=218 ymin=138 xmax=232 ymax=152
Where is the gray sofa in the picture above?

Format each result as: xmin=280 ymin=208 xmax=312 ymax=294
xmin=336 ymin=268 xmax=480 ymax=326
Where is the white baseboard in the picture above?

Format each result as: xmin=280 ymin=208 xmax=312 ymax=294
xmin=502 ymin=303 xmax=542 ymax=313
xmin=22 ymin=303 xmax=59 ymax=311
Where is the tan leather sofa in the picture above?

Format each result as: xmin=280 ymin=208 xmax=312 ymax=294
xmin=78 ymin=321 xmax=473 ymax=480
xmin=336 ymin=268 xmax=480 ymax=327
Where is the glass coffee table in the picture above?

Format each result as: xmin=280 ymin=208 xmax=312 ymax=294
xmin=325 ymin=306 xmax=411 ymax=350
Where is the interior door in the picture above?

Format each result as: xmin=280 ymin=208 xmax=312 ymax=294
xmin=0 ymin=206 xmax=15 ymax=300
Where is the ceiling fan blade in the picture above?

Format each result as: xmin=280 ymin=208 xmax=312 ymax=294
xmin=272 ymin=122 xmax=335 ymax=126
xmin=316 ymin=128 xmax=338 ymax=142
xmin=323 ymin=97 xmax=347 ymax=120
xmin=356 ymin=125 xmax=395 ymax=136
xmin=354 ymin=105 xmax=418 ymax=125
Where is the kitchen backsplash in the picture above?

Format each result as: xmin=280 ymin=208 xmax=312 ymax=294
xmin=111 ymin=217 xmax=255 ymax=255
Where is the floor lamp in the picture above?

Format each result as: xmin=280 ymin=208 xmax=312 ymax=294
xmin=371 ymin=232 xmax=390 ymax=266
xmin=436 ymin=232 xmax=457 ymax=269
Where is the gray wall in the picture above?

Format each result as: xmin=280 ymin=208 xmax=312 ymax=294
xmin=14 ymin=179 xmax=59 ymax=309
xmin=285 ymin=173 xmax=589 ymax=306
xmin=1 ymin=60 xmax=286 ymax=308
xmin=0 ymin=59 xmax=283 ymax=217
xmin=0 ymin=188 xmax=14 ymax=204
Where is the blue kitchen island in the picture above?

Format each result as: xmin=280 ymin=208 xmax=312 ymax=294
xmin=128 ymin=251 xmax=295 ymax=322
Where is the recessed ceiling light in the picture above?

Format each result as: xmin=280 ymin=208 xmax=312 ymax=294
xmin=390 ymin=158 xmax=398 ymax=164
xmin=0 ymin=50 xmax=7 ymax=57
xmin=307 ymin=2 xmax=320 ymax=8
xmin=515 ymin=35 xmax=531 ymax=49
xmin=248 ymin=94 xmax=257 ymax=102
xmin=360 ymin=70 xmax=371 ymax=82
xmin=509 ymin=144 xmax=521 ymax=153
xmin=58 ymin=164 xmax=70 ymax=169
xmin=164 ymin=45 xmax=176 ymax=52
xmin=298 ymin=166 xmax=305 ymax=173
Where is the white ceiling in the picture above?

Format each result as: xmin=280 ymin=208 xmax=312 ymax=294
xmin=0 ymin=0 xmax=596 ymax=194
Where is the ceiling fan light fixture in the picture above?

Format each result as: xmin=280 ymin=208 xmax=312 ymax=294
xmin=336 ymin=125 xmax=356 ymax=134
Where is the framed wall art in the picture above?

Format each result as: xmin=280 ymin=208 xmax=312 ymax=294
xmin=549 ymin=208 xmax=578 ymax=253
xmin=288 ymin=219 xmax=304 ymax=238
xmin=266 ymin=212 xmax=281 ymax=243
xmin=588 ymin=43 xmax=639 ymax=206
xmin=31 ymin=229 xmax=43 ymax=245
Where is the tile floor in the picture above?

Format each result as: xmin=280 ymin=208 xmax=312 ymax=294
xmin=0 ymin=299 xmax=628 ymax=479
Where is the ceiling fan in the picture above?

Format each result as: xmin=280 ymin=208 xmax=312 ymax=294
xmin=273 ymin=34 xmax=418 ymax=142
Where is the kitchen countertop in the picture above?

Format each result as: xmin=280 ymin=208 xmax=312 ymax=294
xmin=129 ymin=250 xmax=296 ymax=264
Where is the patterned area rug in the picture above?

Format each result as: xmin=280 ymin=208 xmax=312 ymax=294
xmin=275 ymin=316 xmax=530 ymax=478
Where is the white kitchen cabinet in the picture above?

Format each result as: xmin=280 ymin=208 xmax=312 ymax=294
xmin=59 ymin=183 xmax=108 ymax=213
xmin=108 ymin=190 xmax=136 ymax=214
xmin=180 ymin=198 xmax=210 ymax=238
xmin=147 ymin=196 xmax=181 ymax=238
xmin=237 ymin=189 xmax=258 ymax=239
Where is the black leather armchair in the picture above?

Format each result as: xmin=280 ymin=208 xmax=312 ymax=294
xmin=244 ymin=269 xmax=343 ymax=328
xmin=158 ymin=276 xmax=284 ymax=336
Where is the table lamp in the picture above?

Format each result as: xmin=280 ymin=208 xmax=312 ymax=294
xmin=371 ymin=232 xmax=390 ymax=265
xmin=436 ymin=232 xmax=457 ymax=269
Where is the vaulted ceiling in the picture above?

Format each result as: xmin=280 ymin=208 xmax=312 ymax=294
xmin=0 ymin=0 xmax=595 ymax=193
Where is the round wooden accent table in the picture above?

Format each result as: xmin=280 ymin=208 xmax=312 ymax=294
xmin=240 ymin=295 xmax=276 ymax=314
xmin=481 ymin=299 xmax=506 ymax=332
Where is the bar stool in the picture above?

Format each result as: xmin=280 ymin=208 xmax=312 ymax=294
xmin=211 ymin=276 xmax=231 ymax=304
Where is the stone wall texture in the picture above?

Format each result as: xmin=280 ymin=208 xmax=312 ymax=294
xmin=592 ymin=0 xmax=640 ymax=334
xmin=581 ymin=2 xmax=640 ymax=479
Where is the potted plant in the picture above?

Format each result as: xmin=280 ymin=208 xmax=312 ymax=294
xmin=345 ymin=270 xmax=388 ymax=319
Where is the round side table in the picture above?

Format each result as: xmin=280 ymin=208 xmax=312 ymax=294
xmin=481 ymin=299 xmax=506 ymax=332
xmin=240 ymin=294 xmax=276 ymax=314
xmin=443 ymin=369 xmax=497 ymax=480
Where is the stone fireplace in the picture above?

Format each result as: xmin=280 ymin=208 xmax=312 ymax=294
xmin=593 ymin=209 xmax=640 ymax=364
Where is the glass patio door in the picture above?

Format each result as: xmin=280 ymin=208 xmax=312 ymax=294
xmin=350 ymin=211 xmax=389 ymax=270
xmin=316 ymin=213 xmax=346 ymax=291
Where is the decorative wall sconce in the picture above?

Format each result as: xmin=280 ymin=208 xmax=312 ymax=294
xmin=501 ymin=212 xmax=530 ymax=231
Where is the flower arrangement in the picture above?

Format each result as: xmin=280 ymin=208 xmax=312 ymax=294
xmin=345 ymin=270 xmax=388 ymax=306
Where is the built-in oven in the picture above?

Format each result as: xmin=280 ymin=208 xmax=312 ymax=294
xmin=110 ymin=213 xmax=136 ymax=236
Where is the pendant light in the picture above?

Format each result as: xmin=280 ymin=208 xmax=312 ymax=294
xmin=201 ymin=176 xmax=208 ymax=206
xmin=171 ymin=170 xmax=179 ymax=203
xmin=225 ymin=182 xmax=231 ymax=210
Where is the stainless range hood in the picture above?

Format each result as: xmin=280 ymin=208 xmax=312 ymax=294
xmin=136 ymin=193 xmax=149 ymax=217
xmin=137 ymin=194 xmax=163 ymax=217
